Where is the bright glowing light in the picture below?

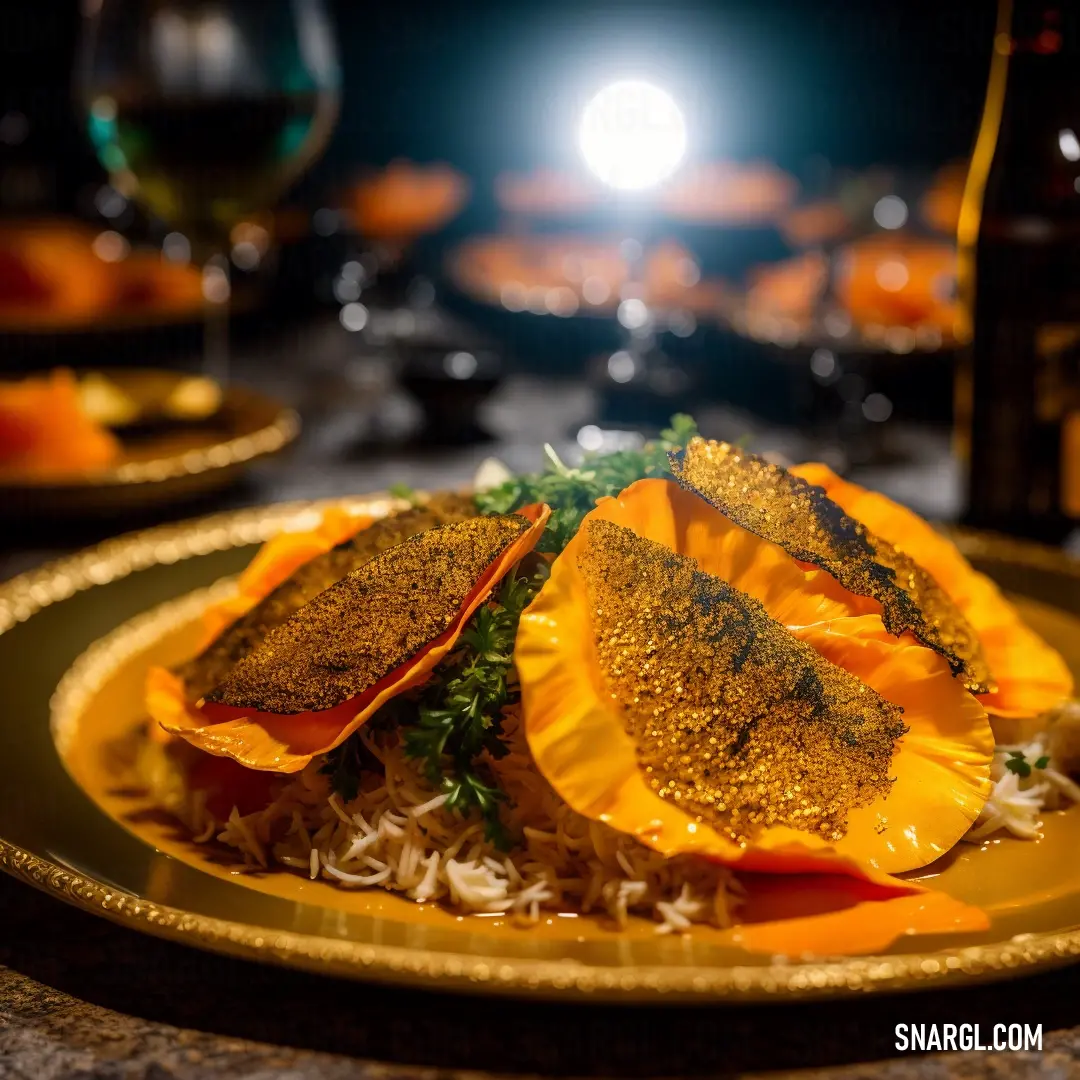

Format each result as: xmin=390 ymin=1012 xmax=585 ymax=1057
xmin=577 ymin=424 xmax=604 ymax=451
xmin=579 ymin=80 xmax=686 ymax=191
xmin=445 ymin=351 xmax=478 ymax=379
xmin=617 ymin=298 xmax=650 ymax=329
xmin=231 ymin=241 xmax=261 ymax=270
xmin=875 ymin=259 xmax=910 ymax=292
xmin=339 ymin=302 xmax=368 ymax=331
xmin=873 ymin=195 xmax=908 ymax=230
xmin=162 ymin=231 xmax=191 ymax=264
xmin=810 ymin=348 xmax=836 ymax=379
xmin=582 ymin=276 xmax=611 ymax=306
xmin=607 ymin=350 xmax=637 ymax=383
xmin=546 ymin=287 xmax=579 ymax=317
xmin=92 ymin=230 xmax=129 ymax=263
xmin=333 ymin=275 xmax=362 ymax=303
xmin=1059 ymin=129 xmax=1080 ymax=162
xmin=201 ymin=263 xmax=230 ymax=303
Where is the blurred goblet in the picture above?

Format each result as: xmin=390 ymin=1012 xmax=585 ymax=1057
xmin=77 ymin=0 xmax=340 ymax=380
xmin=344 ymin=160 xmax=468 ymax=326
xmin=577 ymin=79 xmax=690 ymax=427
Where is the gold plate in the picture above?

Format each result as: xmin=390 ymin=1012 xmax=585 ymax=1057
xmin=3 ymin=502 xmax=1080 ymax=1002
xmin=0 ymin=370 xmax=299 ymax=517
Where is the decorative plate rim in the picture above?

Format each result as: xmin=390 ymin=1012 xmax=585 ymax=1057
xmin=0 ymin=386 xmax=299 ymax=490
xmin=3 ymin=501 xmax=1080 ymax=1002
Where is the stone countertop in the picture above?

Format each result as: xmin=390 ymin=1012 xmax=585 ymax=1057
xmin=4 ymin=872 xmax=1080 ymax=1079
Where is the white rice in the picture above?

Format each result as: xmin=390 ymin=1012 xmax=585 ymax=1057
xmin=148 ymin=686 xmax=1080 ymax=925
xmin=965 ymin=730 xmax=1080 ymax=843
xmin=147 ymin=712 xmax=744 ymax=935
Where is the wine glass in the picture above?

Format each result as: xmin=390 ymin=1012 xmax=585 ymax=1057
xmin=76 ymin=0 xmax=340 ymax=381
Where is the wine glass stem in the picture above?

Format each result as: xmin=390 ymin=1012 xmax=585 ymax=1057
xmin=202 ymin=253 xmax=231 ymax=384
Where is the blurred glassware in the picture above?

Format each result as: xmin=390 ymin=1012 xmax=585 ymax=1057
xmin=339 ymin=161 xmax=469 ymax=344
xmin=334 ymin=162 xmax=494 ymax=445
xmin=347 ymin=161 xmax=469 ymax=258
xmin=76 ymin=0 xmax=340 ymax=379
xmin=729 ymin=221 xmax=961 ymax=468
xmin=659 ymin=161 xmax=798 ymax=226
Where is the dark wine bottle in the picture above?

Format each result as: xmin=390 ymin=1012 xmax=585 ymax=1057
xmin=957 ymin=0 xmax=1080 ymax=542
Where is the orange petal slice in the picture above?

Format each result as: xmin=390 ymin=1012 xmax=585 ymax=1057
xmin=792 ymin=462 xmax=1074 ymax=719
xmin=0 ymin=368 xmax=120 ymax=478
xmin=182 ymin=495 xmax=477 ymax=699
xmin=196 ymin=506 xmax=372 ymax=649
xmin=154 ymin=504 xmax=549 ymax=772
xmin=517 ymin=479 xmax=992 ymax=876
xmin=727 ymin=873 xmax=989 ymax=956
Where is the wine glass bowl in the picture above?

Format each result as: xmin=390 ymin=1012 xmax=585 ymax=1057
xmin=78 ymin=0 xmax=340 ymax=259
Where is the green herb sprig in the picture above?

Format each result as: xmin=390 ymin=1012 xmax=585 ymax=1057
xmin=321 ymin=569 xmax=544 ymax=846
xmin=1004 ymin=750 xmax=1051 ymax=778
xmin=322 ymin=414 xmax=701 ymax=844
xmin=475 ymin=414 xmax=699 ymax=553
xmin=402 ymin=568 xmax=542 ymax=846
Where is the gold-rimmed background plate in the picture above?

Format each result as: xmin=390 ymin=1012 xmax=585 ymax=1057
xmin=0 ymin=369 xmax=299 ymax=517
xmin=3 ymin=501 xmax=1080 ymax=1003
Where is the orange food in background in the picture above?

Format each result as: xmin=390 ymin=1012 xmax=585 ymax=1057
xmin=920 ymin=160 xmax=968 ymax=235
xmin=745 ymin=251 xmax=829 ymax=320
xmin=114 ymin=250 xmax=204 ymax=312
xmin=661 ymin=161 xmax=798 ymax=225
xmin=834 ymin=233 xmax=958 ymax=333
xmin=349 ymin=161 xmax=469 ymax=242
xmin=495 ymin=167 xmax=600 ymax=215
xmin=451 ymin=235 xmax=724 ymax=314
xmin=0 ymin=220 xmax=203 ymax=327
xmin=0 ymin=369 xmax=121 ymax=479
xmin=746 ymin=236 xmax=959 ymax=338
xmin=779 ymin=200 xmax=851 ymax=247
xmin=0 ymin=221 xmax=114 ymax=320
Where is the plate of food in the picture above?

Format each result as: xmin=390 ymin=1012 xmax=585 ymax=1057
xmin=0 ymin=220 xmax=206 ymax=333
xmin=729 ymin=235 xmax=960 ymax=355
xmin=0 ymin=368 xmax=298 ymax=515
xmin=448 ymin=236 xmax=727 ymax=319
xmin=2 ymin=417 xmax=1079 ymax=1001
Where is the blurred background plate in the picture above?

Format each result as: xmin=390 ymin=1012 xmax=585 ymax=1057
xmin=0 ymin=369 xmax=298 ymax=517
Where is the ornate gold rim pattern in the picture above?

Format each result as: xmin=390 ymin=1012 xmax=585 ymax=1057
xmin=4 ymin=504 xmax=1080 ymax=1001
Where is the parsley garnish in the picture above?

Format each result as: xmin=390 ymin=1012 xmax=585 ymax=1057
xmin=402 ymin=568 xmax=543 ymax=847
xmin=321 ymin=415 xmax=703 ymax=846
xmin=320 ymin=568 xmax=545 ymax=848
xmin=388 ymin=482 xmax=421 ymax=506
xmin=1006 ymin=750 xmax=1052 ymax=778
xmin=1004 ymin=749 xmax=1052 ymax=778
xmin=475 ymin=414 xmax=699 ymax=553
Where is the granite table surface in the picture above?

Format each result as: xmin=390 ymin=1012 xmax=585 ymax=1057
xmin=4 ymin=348 xmax=1080 ymax=1078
